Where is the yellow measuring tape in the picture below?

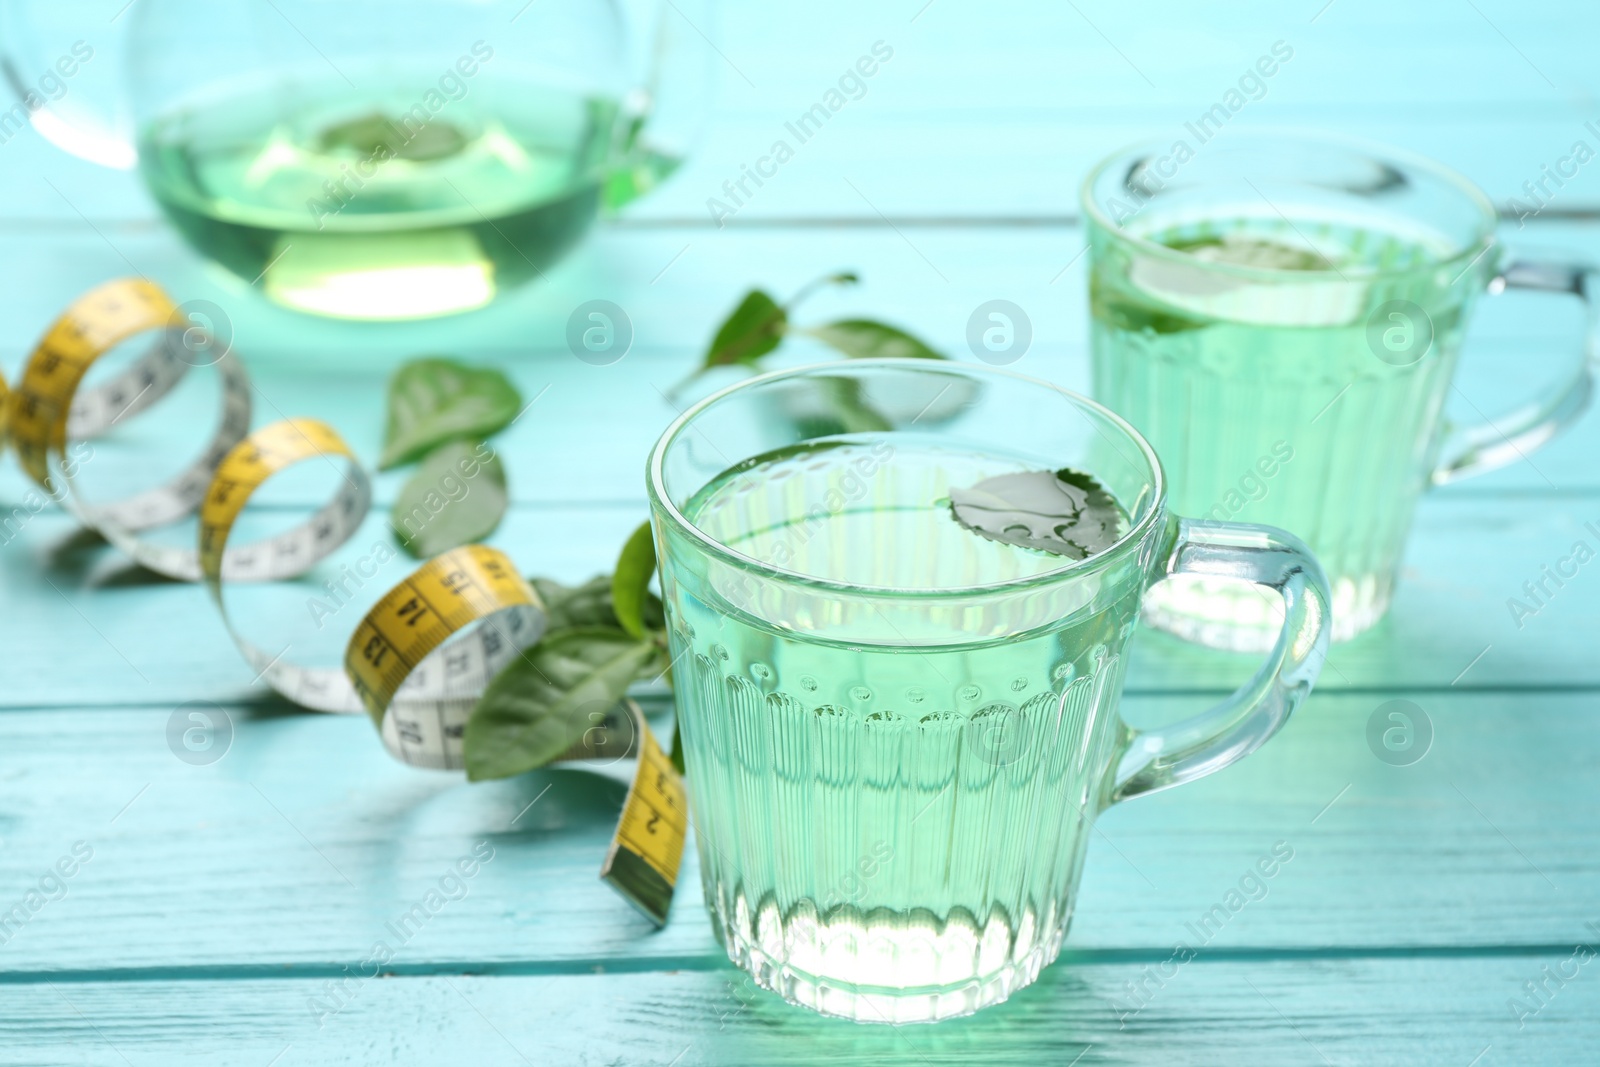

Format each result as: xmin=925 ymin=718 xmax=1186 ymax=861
xmin=601 ymin=727 xmax=688 ymax=924
xmin=11 ymin=277 xmax=253 ymax=577
xmin=3 ymin=277 xmax=685 ymax=924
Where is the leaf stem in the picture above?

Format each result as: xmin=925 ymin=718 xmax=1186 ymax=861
xmin=783 ymin=270 xmax=858 ymax=313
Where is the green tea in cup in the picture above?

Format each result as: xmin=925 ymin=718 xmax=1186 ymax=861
xmin=1084 ymin=132 xmax=1597 ymax=647
xmin=648 ymin=360 xmax=1330 ymax=1020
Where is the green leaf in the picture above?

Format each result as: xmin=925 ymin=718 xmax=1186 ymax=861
xmin=526 ymin=575 xmax=665 ymax=684
xmin=529 ymin=574 xmax=664 ymax=661
xmin=783 ymin=271 xmax=859 ymax=309
xmin=611 ymin=522 xmax=658 ymax=639
xmin=704 ymin=289 xmax=787 ymax=370
xmin=317 ymin=112 xmax=468 ymax=162
xmin=381 ymin=358 xmax=521 ymax=469
xmin=464 ymin=628 xmax=657 ymax=781
xmin=318 ymin=112 xmax=403 ymax=156
xmin=673 ymin=273 xmax=865 ymax=396
xmin=947 ymin=467 xmax=1124 ymax=561
xmin=394 ymin=119 xmax=469 ymax=163
xmin=531 ymin=576 xmax=622 ymax=631
xmin=390 ymin=441 xmax=507 ymax=558
xmin=669 ymin=719 xmax=686 ymax=776
xmin=801 ymin=319 xmax=946 ymax=362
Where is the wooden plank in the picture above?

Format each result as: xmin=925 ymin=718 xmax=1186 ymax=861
xmin=0 ymin=222 xmax=1592 ymax=499
xmin=0 ymin=484 xmax=1594 ymax=706
xmin=1 ymin=7 xmax=1586 ymax=1060
xmin=0 ymin=953 xmax=1590 ymax=1065
xmin=0 ymin=215 xmax=1585 ymax=721
xmin=0 ymin=689 xmax=1592 ymax=976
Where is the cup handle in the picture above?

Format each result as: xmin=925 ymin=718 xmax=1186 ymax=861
xmin=1107 ymin=518 xmax=1332 ymax=806
xmin=1432 ymin=258 xmax=1600 ymax=485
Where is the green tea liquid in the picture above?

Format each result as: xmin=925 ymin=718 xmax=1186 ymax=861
xmin=140 ymin=69 xmax=673 ymax=319
xmin=673 ymin=436 xmax=1140 ymax=1021
xmin=1090 ymin=216 xmax=1478 ymax=643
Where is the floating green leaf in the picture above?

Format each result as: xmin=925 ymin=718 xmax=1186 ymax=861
xmin=801 ymin=319 xmax=946 ymax=362
xmin=317 ymin=111 xmax=467 ymax=162
xmin=381 ymin=358 xmax=521 ymax=469
xmin=948 ymin=467 xmax=1123 ymax=560
xmin=318 ymin=112 xmax=403 ymax=156
xmin=390 ymin=441 xmax=507 ymax=558
xmin=464 ymin=628 xmax=658 ymax=781
xmin=611 ymin=522 xmax=659 ymax=639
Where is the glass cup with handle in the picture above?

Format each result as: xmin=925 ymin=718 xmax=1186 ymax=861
xmin=646 ymin=358 xmax=1331 ymax=1022
xmin=1083 ymin=131 xmax=1598 ymax=649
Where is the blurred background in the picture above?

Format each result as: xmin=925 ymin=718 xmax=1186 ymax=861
xmin=3 ymin=0 xmax=1600 ymax=697
xmin=4 ymin=1 xmax=1598 ymax=359
xmin=2 ymin=8 xmax=1599 ymax=1061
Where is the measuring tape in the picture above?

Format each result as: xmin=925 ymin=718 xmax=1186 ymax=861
xmin=600 ymin=725 xmax=688 ymax=925
xmin=11 ymin=278 xmax=252 ymax=580
xmin=3 ymin=277 xmax=685 ymax=925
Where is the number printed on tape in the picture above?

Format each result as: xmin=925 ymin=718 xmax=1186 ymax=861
xmin=602 ymin=724 xmax=688 ymax=926
xmin=1 ymin=276 xmax=685 ymax=924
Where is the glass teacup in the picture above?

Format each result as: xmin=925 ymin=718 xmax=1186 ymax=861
xmin=647 ymin=359 xmax=1331 ymax=1021
xmin=1084 ymin=131 xmax=1598 ymax=647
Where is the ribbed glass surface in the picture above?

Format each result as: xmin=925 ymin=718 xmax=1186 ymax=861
xmin=1091 ymin=217 xmax=1475 ymax=643
xmin=671 ymin=439 xmax=1141 ymax=1021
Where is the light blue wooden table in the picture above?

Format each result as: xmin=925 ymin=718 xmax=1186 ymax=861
xmin=2 ymin=2 xmax=1599 ymax=1063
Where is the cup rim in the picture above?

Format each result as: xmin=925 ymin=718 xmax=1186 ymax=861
xmin=1078 ymin=128 xmax=1500 ymax=282
xmin=646 ymin=357 xmax=1168 ymax=599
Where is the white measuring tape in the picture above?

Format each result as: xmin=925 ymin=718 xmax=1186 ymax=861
xmin=3 ymin=277 xmax=686 ymax=922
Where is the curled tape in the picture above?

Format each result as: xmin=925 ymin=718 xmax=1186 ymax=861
xmin=3 ymin=278 xmax=685 ymax=923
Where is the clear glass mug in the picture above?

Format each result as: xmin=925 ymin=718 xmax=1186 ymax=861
xmin=0 ymin=0 xmax=710 ymax=319
xmin=647 ymin=359 xmax=1331 ymax=1022
xmin=1084 ymin=131 xmax=1599 ymax=648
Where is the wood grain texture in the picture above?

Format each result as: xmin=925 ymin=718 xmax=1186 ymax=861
xmin=0 ymin=491 xmax=1592 ymax=706
xmin=0 ymin=222 xmax=1591 ymax=377
xmin=0 ymin=687 xmax=1592 ymax=978
xmin=0 ymin=223 xmax=1590 ymax=704
xmin=0 ymin=221 xmax=1590 ymax=505
xmin=1 ymin=1 xmax=1597 ymax=1060
xmin=0 ymin=955 xmax=1593 ymax=1066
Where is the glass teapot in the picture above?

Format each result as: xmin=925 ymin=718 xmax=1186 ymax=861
xmin=0 ymin=0 xmax=709 ymax=319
